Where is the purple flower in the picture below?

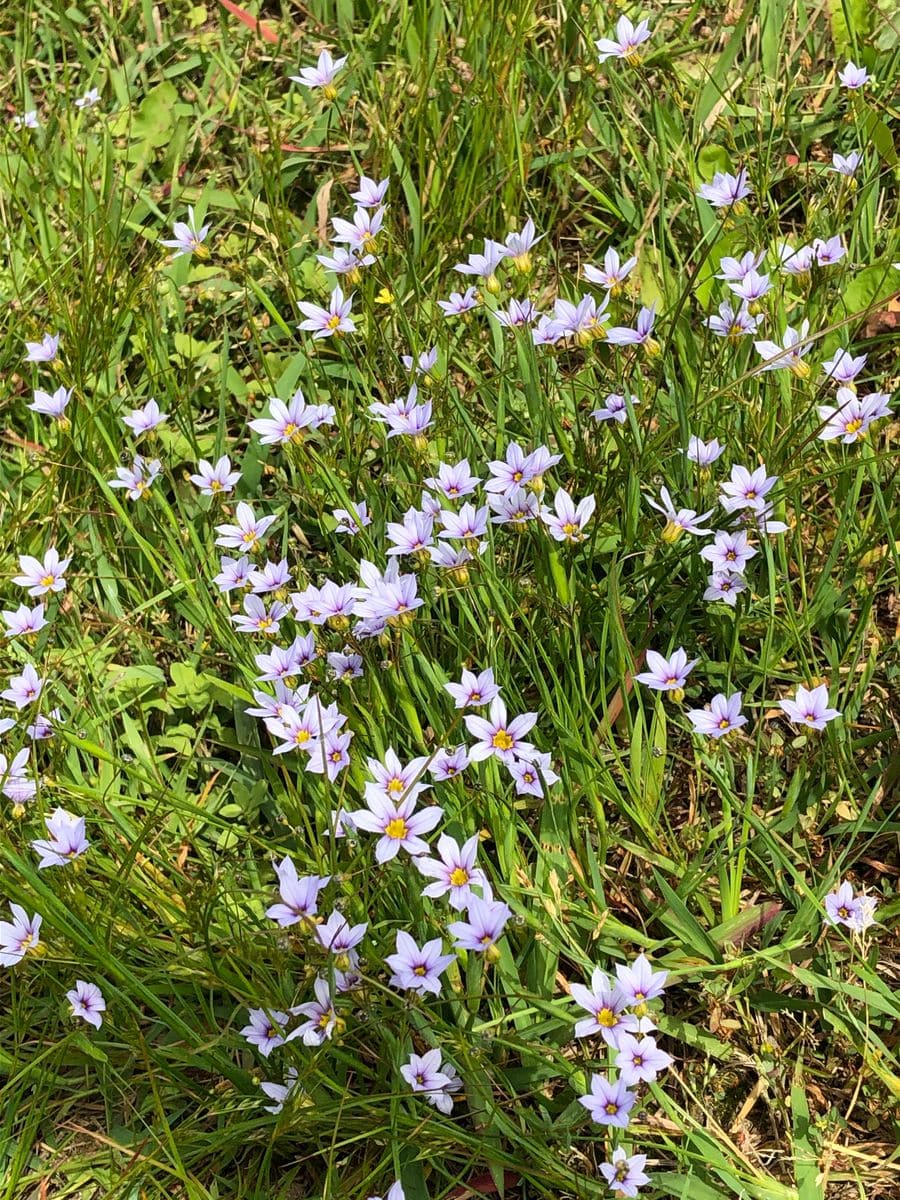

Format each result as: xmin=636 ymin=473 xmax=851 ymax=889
xmin=2 ymin=664 xmax=43 ymax=708
xmin=369 ymin=1182 xmax=405 ymax=1200
xmin=386 ymin=507 xmax=434 ymax=557
xmin=439 ymin=503 xmax=488 ymax=541
xmin=777 ymin=241 xmax=816 ymax=276
xmin=583 ymin=247 xmax=637 ymax=292
xmin=29 ymin=385 xmax=72 ymax=421
xmin=508 ymin=751 xmax=560 ymax=797
xmin=353 ymin=560 xmax=424 ymax=627
xmin=348 ymin=791 xmax=442 ymax=863
xmin=503 ymin=218 xmax=543 ymax=270
xmin=578 ymin=1075 xmax=636 ymax=1128
xmin=704 ymin=300 xmax=761 ymax=339
xmin=160 ymin=207 xmax=210 ymax=258
xmin=592 ymin=392 xmax=637 ymax=424
xmin=465 ymin=697 xmax=537 ymax=764
xmin=0 ymin=904 xmax=42 ymax=967
xmin=190 ymin=455 xmax=241 ymax=496
xmin=719 ymin=464 xmax=778 ymax=513
xmin=606 ymin=303 xmax=657 ymax=350
xmin=250 ymin=389 xmax=333 ymax=445
xmin=818 ymin=389 xmax=892 ymax=443
xmin=122 ymin=398 xmax=167 ymax=436
xmin=488 ymin=488 xmax=539 ymax=525
xmin=290 ymin=49 xmax=347 ymax=97
xmin=570 ymin=967 xmax=639 ymax=1044
xmin=332 ymin=500 xmax=371 ymax=535
xmin=837 ymin=60 xmax=871 ymax=89
xmin=364 ymin=748 xmax=431 ymax=806
xmin=778 ymin=683 xmax=840 ymax=730
xmin=697 ymin=168 xmax=752 ymax=211
xmin=31 ymin=807 xmax=89 ymax=867
xmin=305 ymin=729 xmax=354 ymax=781
xmin=351 ymin=174 xmax=389 ymax=208
xmin=484 ymin=442 xmax=561 ymax=495
xmin=107 ymin=455 xmax=161 ymax=500
xmin=647 ymin=486 xmax=714 ymax=542
xmin=550 ymin=293 xmax=610 ymax=342
xmin=3 ymin=602 xmax=47 ymax=638
xmin=445 ymin=667 xmax=500 ymax=709
xmin=615 ymin=1033 xmax=673 ymax=1085
xmin=429 ymin=745 xmax=471 ymax=781
xmin=824 ymin=880 xmax=878 ymax=933
xmin=425 ymin=459 xmax=481 ymax=500
xmin=813 ymin=235 xmax=846 ymax=266
xmin=634 ymin=648 xmax=696 ymax=694
xmin=454 ymin=240 xmax=508 ymax=284
xmin=540 ymin=488 xmax=596 ymax=543
xmin=331 ymin=207 xmax=384 ymax=257
xmin=329 ymin=650 xmax=363 ymax=681
xmin=494 ymin=298 xmax=539 ymax=328
xmin=0 ymin=748 xmax=35 ymax=808
xmin=369 ymin=386 xmax=433 ymax=440
xmin=729 ymin=269 xmax=771 ymax=304
xmin=215 ymin=502 xmax=276 ymax=553
xmin=686 ymin=692 xmax=748 ymax=738
xmin=24 ymin=332 xmax=60 ymax=363
xmin=231 ymin=593 xmax=289 ymax=636
xmin=401 ymin=347 xmax=438 ymax=377
xmin=716 ymin=250 xmax=765 ymax=281
xmin=260 ymin=1066 xmax=300 ymax=1113
xmin=386 ymin=931 xmax=456 ymax=995
xmin=448 ymin=892 xmax=512 ymax=953
xmin=830 ymin=151 xmax=860 ymax=177
xmin=821 ymin=349 xmax=866 ymax=388
xmin=600 ymin=1147 xmax=651 ymax=1197
xmin=314 ymin=910 xmax=367 ymax=960
xmin=416 ymin=833 xmax=486 ymax=910
xmin=437 ymin=287 xmax=479 ymax=316
xmin=266 ymin=858 xmax=330 ymax=927
xmin=595 ymin=15 xmax=652 ymax=64
xmin=685 ymin=436 xmax=725 ymax=466
xmin=239 ymin=1007 xmax=294 ymax=1057
xmin=297 ymin=285 xmax=356 ymax=339
xmin=292 ymin=978 xmax=338 ymax=1045
xmin=249 ymin=559 xmax=293 ymax=595
xmin=400 ymin=1047 xmax=452 ymax=1099
xmin=212 ymin=554 xmax=252 ymax=593
xmin=66 ymin=979 xmax=106 ymax=1028
xmin=700 ymin=530 xmax=757 ymax=574
xmin=703 ymin=571 xmax=747 ymax=606
xmin=754 ymin=320 xmax=813 ymax=376
xmin=615 ymin=952 xmax=669 ymax=1007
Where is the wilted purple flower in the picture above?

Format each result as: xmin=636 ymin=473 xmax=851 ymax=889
xmin=437 ymin=286 xmax=479 ymax=316
xmin=837 ymin=60 xmax=871 ymax=89
xmin=584 ymin=246 xmax=637 ymax=292
xmin=0 ymin=904 xmax=42 ymax=967
xmin=700 ymin=529 xmax=756 ymax=574
xmin=821 ymin=348 xmax=866 ymax=388
xmin=386 ymin=931 xmax=456 ymax=995
xmin=3 ymin=602 xmax=47 ymax=638
xmin=29 ymin=386 xmax=72 ymax=421
xmin=686 ymin=692 xmax=748 ymax=738
xmin=494 ymin=298 xmax=539 ymax=328
xmin=634 ymin=648 xmax=696 ymax=694
xmin=24 ymin=332 xmax=60 ymax=363
xmin=697 ymin=168 xmax=752 ymax=211
xmin=260 ymin=1066 xmax=300 ymax=1113
xmin=685 ymin=436 xmax=725 ymax=466
xmin=595 ymin=15 xmax=652 ymax=64
xmin=160 ymin=207 xmax=210 ymax=258
xmin=108 ymin=455 xmax=162 ymax=500
xmin=778 ymin=683 xmax=840 ymax=730
xmin=349 ymin=791 xmax=442 ymax=863
xmin=570 ymin=967 xmax=638 ymax=1044
xmin=719 ymin=464 xmax=778 ymax=513
xmin=600 ymin=1148 xmax=651 ymax=1197
xmin=824 ymin=880 xmax=878 ymax=933
xmin=448 ymin=892 xmax=512 ymax=954
xmin=704 ymin=299 xmax=761 ymax=339
xmin=465 ymin=697 xmax=537 ymax=764
xmin=66 ymin=980 xmax=106 ymax=1028
xmin=578 ymin=1075 xmax=636 ymax=1128
xmin=592 ymin=392 xmax=637 ymax=424
xmin=290 ymin=49 xmax=347 ymax=97
xmin=122 ymin=398 xmax=167 ymax=436
xmin=31 ymin=807 xmax=89 ymax=867
xmin=297 ymin=285 xmax=356 ymax=339
xmin=266 ymin=858 xmax=330 ymax=927
xmin=416 ymin=833 xmax=485 ymax=909
xmin=647 ymin=487 xmax=714 ymax=542
xmin=215 ymin=502 xmax=276 ymax=553
xmin=2 ymin=664 xmax=43 ymax=708
xmin=830 ymin=151 xmax=860 ymax=176
xmin=540 ymin=488 xmax=596 ymax=543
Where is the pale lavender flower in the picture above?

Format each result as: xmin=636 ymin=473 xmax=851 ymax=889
xmin=212 ymin=554 xmax=252 ymax=593
xmin=332 ymin=206 xmax=384 ymax=254
xmin=776 ymin=241 xmax=816 ymax=276
xmin=532 ymin=314 xmax=562 ymax=345
xmin=578 ymin=1075 xmax=636 ymax=1128
xmin=704 ymin=300 xmax=761 ymax=338
xmin=369 ymin=1182 xmax=405 ymax=1200
xmin=728 ymin=269 xmax=771 ymax=304
xmin=260 ymin=1066 xmax=300 ymax=1113
xmin=821 ymin=349 xmax=866 ymax=388
xmin=615 ymin=1033 xmax=673 ymax=1085
xmin=697 ymin=168 xmax=752 ymax=210
xmin=454 ymin=240 xmax=508 ymax=282
xmin=595 ymin=15 xmax=652 ymax=64
xmin=813 ymin=235 xmax=846 ymax=266
xmin=837 ymin=60 xmax=871 ymax=89
xmin=190 ymin=455 xmax=241 ymax=495
xmin=329 ymin=650 xmax=363 ymax=681
xmin=540 ymin=489 xmax=596 ymax=543
xmin=416 ymin=832 xmax=485 ymax=910
xmin=122 ymin=398 xmax=167 ymax=436
xmin=719 ymin=464 xmax=778 ymax=513
xmin=265 ymin=701 xmax=337 ymax=756
xmin=830 ymin=151 xmax=860 ymax=176
xmin=231 ymin=594 xmax=288 ymax=636
xmin=160 ymin=207 xmax=210 ymax=257
xmin=615 ymin=952 xmax=668 ymax=1007
xmin=685 ymin=436 xmax=725 ymax=466
xmin=634 ymin=648 xmax=696 ymax=693
xmin=317 ymin=246 xmax=375 ymax=275
xmin=592 ymin=392 xmax=638 ymax=424
xmin=700 ymin=529 xmax=756 ymax=574
xmin=12 ymin=111 xmax=39 ymax=129
xmin=27 ymin=708 xmax=60 ymax=740
xmin=401 ymin=347 xmax=438 ymax=377
xmin=349 ymin=792 xmax=442 ymax=863
xmin=304 ymin=729 xmax=354 ymax=781
xmin=444 ymin=667 xmax=500 ymax=709
xmin=3 ymin=664 xmax=43 ymax=708
xmin=437 ymin=287 xmax=479 ymax=316
xmin=292 ymin=978 xmax=337 ymax=1045
xmin=29 ymin=386 xmax=72 ymax=420
xmin=715 ymin=250 xmax=765 ymax=281
xmin=364 ymin=748 xmax=431 ymax=806
xmin=107 ymin=455 xmax=161 ymax=500
xmin=66 ymin=980 xmax=106 ymax=1028
xmin=31 ymin=807 xmax=89 ymax=867
xmin=583 ymin=247 xmax=637 ymax=292
xmin=818 ymin=390 xmax=892 ymax=442
xmin=369 ymin=386 xmax=433 ymax=439
xmin=386 ymin=931 xmax=455 ymax=995
xmin=485 ymin=442 xmax=560 ymax=495
xmin=439 ymin=503 xmax=488 ymax=541
xmin=3 ymin=602 xmax=47 ymax=638
xmin=647 ymin=487 xmax=714 ymax=541
xmin=314 ymin=910 xmax=368 ymax=958
xmin=333 ymin=500 xmax=371 ymax=535
xmin=0 ymin=904 xmax=42 ymax=967
xmin=245 ymin=679 xmax=310 ymax=721
xmin=494 ymin=298 xmax=539 ymax=328
xmin=508 ymin=751 xmax=560 ymax=797
xmin=504 ymin=218 xmax=543 ymax=270
xmin=24 ymin=332 xmax=59 ymax=363
xmin=250 ymin=389 xmax=333 ymax=445
xmin=570 ymin=967 xmax=638 ymax=1044
xmin=600 ymin=1148 xmax=651 ymax=1197
xmin=351 ymin=174 xmax=389 ymax=208
xmin=239 ymin=1008 xmax=294 ymax=1057
xmin=249 ymin=559 xmax=293 ymax=597
xmin=425 ymin=459 xmax=481 ymax=500
xmin=465 ymin=697 xmax=537 ymax=764
xmin=74 ymin=88 xmax=101 ymax=110
xmin=824 ymin=880 xmax=878 ymax=933
xmin=704 ymin=571 xmax=747 ymax=606
xmin=487 ymin=488 xmax=539 ymax=525
xmin=215 ymin=502 xmax=276 ymax=553
xmin=0 ymin=748 xmax=36 ymax=808
xmin=400 ymin=1048 xmax=451 ymax=1098
xmin=429 ymin=745 xmax=471 ymax=781
xmin=290 ymin=49 xmax=348 ymax=95
xmin=353 ymin=561 xmax=424 ymax=626
xmin=266 ymin=858 xmax=330 ymax=927
xmin=686 ymin=692 xmax=748 ymax=738
xmin=297 ymin=285 xmax=355 ymax=338
xmin=551 ymin=293 xmax=609 ymax=341
xmin=448 ymin=893 xmax=512 ymax=952
xmin=606 ymin=304 xmax=657 ymax=349
xmin=386 ymin=508 xmax=434 ymax=556
xmin=778 ymin=684 xmax=840 ymax=730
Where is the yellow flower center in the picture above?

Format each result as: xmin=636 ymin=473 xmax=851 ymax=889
xmin=326 ymin=314 xmax=342 ymax=330
xmin=449 ymin=867 xmax=469 ymax=887
xmin=718 ymin=718 xmax=731 ymax=729
xmin=40 ymin=574 xmax=55 ymax=588
xmin=385 ymin=817 xmax=408 ymax=840
xmin=386 ymin=778 xmax=405 ymax=795
xmin=605 ymin=1102 xmax=619 ymax=1115
xmin=413 ymin=965 xmax=427 ymax=976
xmin=491 ymin=729 xmax=514 ymax=751
xmin=845 ymin=418 xmax=863 ymax=434
xmin=293 ymin=729 xmax=311 ymax=745
xmin=561 ymin=521 xmax=579 ymax=537
xmin=597 ymin=1007 xmax=618 ymax=1028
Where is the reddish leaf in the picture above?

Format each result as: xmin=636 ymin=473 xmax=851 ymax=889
xmin=217 ymin=0 xmax=279 ymax=43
